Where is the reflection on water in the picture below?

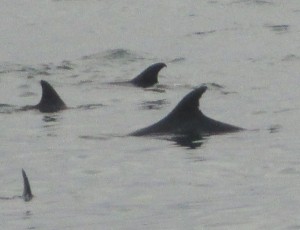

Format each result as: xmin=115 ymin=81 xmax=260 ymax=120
xmin=23 ymin=210 xmax=36 ymax=230
xmin=22 ymin=210 xmax=32 ymax=220
xmin=156 ymin=133 xmax=207 ymax=149
xmin=170 ymin=133 xmax=206 ymax=149
xmin=43 ymin=115 xmax=59 ymax=123
xmin=42 ymin=115 xmax=62 ymax=135
xmin=268 ymin=124 xmax=281 ymax=134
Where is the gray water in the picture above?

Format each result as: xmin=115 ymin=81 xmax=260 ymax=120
xmin=1 ymin=0 xmax=300 ymax=229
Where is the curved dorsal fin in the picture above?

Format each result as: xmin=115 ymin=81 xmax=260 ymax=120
xmin=37 ymin=80 xmax=67 ymax=112
xmin=130 ymin=85 xmax=243 ymax=136
xmin=131 ymin=63 xmax=167 ymax=88
xmin=171 ymin=85 xmax=207 ymax=114
xmin=22 ymin=169 xmax=33 ymax=202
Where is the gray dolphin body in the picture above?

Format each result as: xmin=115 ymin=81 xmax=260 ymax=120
xmin=22 ymin=169 xmax=33 ymax=202
xmin=35 ymin=80 xmax=67 ymax=112
xmin=112 ymin=63 xmax=167 ymax=88
xmin=0 ymin=169 xmax=33 ymax=202
xmin=131 ymin=85 xmax=243 ymax=136
xmin=130 ymin=63 xmax=167 ymax=87
xmin=22 ymin=80 xmax=67 ymax=113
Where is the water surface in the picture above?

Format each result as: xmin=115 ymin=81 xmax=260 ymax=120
xmin=1 ymin=0 xmax=300 ymax=229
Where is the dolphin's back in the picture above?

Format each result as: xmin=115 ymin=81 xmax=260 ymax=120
xmin=36 ymin=80 xmax=67 ymax=112
xmin=22 ymin=169 xmax=33 ymax=202
xmin=131 ymin=85 xmax=243 ymax=137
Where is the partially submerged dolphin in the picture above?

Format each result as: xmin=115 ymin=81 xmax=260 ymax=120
xmin=0 ymin=169 xmax=33 ymax=202
xmin=23 ymin=80 xmax=67 ymax=113
xmin=131 ymin=85 xmax=243 ymax=136
xmin=22 ymin=169 xmax=33 ymax=202
xmin=113 ymin=63 xmax=167 ymax=88
xmin=36 ymin=80 xmax=67 ymax=112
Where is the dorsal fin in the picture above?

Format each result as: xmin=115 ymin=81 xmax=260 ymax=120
xmin=130 ymin=85 xmax=243 ymax=137
xmin=36 ymin=80 xmax=67 ymax=112
xmin=171 ymin=85 xmax=207 ymax=114
xmin=22 ymin=169 xmax=33 ymax=202
xmin=131 ymin=63 xmax=167 ymax=88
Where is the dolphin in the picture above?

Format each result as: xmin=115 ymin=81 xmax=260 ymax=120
xmin=130 ymin=63 xmax=167 ymax=87
xmin=22 ymin=80 xmax=67 ymax=112
xmin=22 ymin=169 xmax=33 ymax=202
xmin=131 ymin=85 xmax=243 ymax=137
xmin=0 ymin=169 xmax=33 ymax=202
xmin=112 ymin=63 xmax=167 ymax=88
xmin=35 ymin=80 xmax=67 ymax=112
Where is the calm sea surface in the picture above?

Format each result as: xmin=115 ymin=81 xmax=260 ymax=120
xmin=1 ymin=0 xmax=300 ymax=229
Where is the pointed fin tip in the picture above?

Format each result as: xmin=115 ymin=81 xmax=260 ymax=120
xmin=172 ymin=85 xmax=208 ymax=112
xmin=147 ymin=62 xmax=167 ymax=68
xmin=40 ymin=80 xmax=48 ymax=87
xmin=150 ymin=62 xmax=167 ymax=71
xmin=22 ymin=169 xmax=33 ymax=202
xmin=157 ymin=62 xmax=167 ymax=68
xmin=185 ymin=85 xmax=208 ymax=102
xmin=194 ymin=85 xmax=208 ymax=96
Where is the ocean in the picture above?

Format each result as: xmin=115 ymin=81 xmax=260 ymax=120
xmin=0 ymin=0 xmax=300 ymax=229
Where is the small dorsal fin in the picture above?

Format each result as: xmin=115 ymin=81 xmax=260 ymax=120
xmin=22 ymin=169 xmax=33 ymax=202
xmin=36 ymin=80 xmax=67 ymax=112
xmin=171 ymin=85 xmax=207 ymax=113
xmin=131 ymin=63 xmax=167 ymax=88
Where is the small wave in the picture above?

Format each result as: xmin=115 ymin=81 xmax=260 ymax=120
xmin=0 ymin=103 xmax=14 ymax=107
xmin=56 ymin=60 xmax=74 ymax=70
xmin=77 ymin=103 xmax=105 ymax=110
xmin=0 ymin=61 xmax=74 ymax=80
xmin=230 ymin=0 xmax=273 ymax=5
xmin=170 ymin=57 xmax=186 ymax=63
xmin=265 ymin=24 xmax=289 ymax=33
xmin=206 ymin=82 xmax=225 ymax=89
xmin=193 ymin=30 xmax=216 ymax=36
xmin=82 ymin=49 xmax=145 ymax=64
xmin=158 ymin=133 xmax=207 ymax=149
xmin=268 ymin=124 xmax=281 ymax=133
xmin=79 ymin=135 xmax=110 ymax=141
xmin=0 ymin=104 xmax=17 ymax=114
xmin=104 ymin=49 xmax=139 ymax=60
xmin=282 ymin=54 xmax=300 ymax=62
xmin=43 ymin=115 xmax=60 ymax=123
xmin=0 ymin=63 xmax=24 ymax=74
xmin=144 ymin=88 xmax=166 ymax=93
xmin=140 ymin=99 xmax=169 ymax=110
xmin=82 ymin=49 xmax=126 ymax=60
xmin=274 ymin=108 xmax=299 ymax=114
xmin=19 ymin=92 xmax=36 ymax=97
